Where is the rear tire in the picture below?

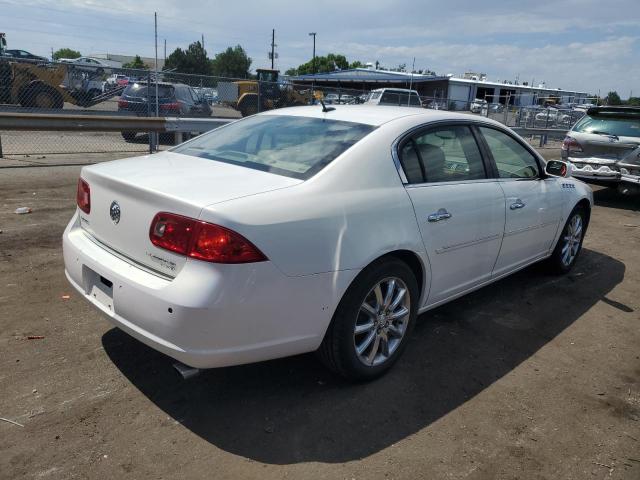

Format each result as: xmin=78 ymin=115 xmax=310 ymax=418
xmin=546 ymin=206 xmax=587 ymax=274
xmin=318 ymin=257 xmax=419 ymax=381
xmin=20 ymin=84 xmax=63 ymax=109
xmin=121 ymin=132 xmax=137 ymax=142
xmin=238 ymin=93 xmax=259 ymax=117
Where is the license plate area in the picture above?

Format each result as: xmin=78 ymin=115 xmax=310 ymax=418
xmin=83 ymin=266 xmax=114 ymax=313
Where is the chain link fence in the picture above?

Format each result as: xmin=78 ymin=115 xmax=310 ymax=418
xmin=0 ymin=57 xmax=595 ymax=157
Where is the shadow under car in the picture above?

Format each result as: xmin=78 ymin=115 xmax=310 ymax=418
xmin=102 ymin=248 xmax=624 ymax=464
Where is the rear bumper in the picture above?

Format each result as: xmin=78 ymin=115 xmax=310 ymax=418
xmin=567 ymin=157 xmax=640 ymax=185
xmin=63 ymin=212 xmax=355 ymax=368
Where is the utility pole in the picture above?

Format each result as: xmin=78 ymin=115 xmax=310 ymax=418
xmin=154 ymin=12 xmax=159 ymax=151
xmin=308 ymin=32 xmax=316 ymax=74
xmin=201 ymin=33 xmax=204 ymax=50
xmin=271 ymin=29 xmax=275 ymax=69
xmin=164 ymin=39 xmax=166 ymax=63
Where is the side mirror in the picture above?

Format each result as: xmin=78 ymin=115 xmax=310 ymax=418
xmin=545 ymin=160 xmax=571 ymax=178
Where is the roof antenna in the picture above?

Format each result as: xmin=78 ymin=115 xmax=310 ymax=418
xmin=408 ymin=57 xmax=415 ymax=106
xmin=320 ymin=98 xmax=335 ymax=113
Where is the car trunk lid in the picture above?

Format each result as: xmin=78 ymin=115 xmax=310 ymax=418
xmin=568 ymin=131 xmax=639 ymax=160
xmin=78 ymin=151 xmax=301 ymax=277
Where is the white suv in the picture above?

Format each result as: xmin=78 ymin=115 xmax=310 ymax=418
xmin=363 ymin=88 xmax=422 ymax=107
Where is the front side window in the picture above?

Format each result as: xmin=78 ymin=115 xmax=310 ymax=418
xmin=399 ymin=126 xmax=486 ymax=184
xmin=479 ymin=127 xmax=540 ymax=179
xmin=173 ymin=115 xmax=375 ymax=180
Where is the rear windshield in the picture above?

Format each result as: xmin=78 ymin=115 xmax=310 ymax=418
xmin=379 ymin=91 xmax=422 ymax=106
xmin=573 ymin=112 xmax=640 ymax=138
xmin=173 ymin=115 xmax=375 ymax=180
xmin=123 ymin=83 xmax=174 ymax=98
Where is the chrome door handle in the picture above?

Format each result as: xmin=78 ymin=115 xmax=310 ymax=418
xmin=510 ymin=199 xmax=526 ymax=210
xmin=428 ymin=208 xmax=452 ymax=222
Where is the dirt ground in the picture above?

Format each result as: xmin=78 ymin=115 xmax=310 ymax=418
xmin=1 ymin=152 xmax=639 ymax=479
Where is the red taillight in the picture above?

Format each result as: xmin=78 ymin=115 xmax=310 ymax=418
xmin=149 ymin=212 xmax=267 ymax=264
xmin=76 ymin=178 xmax=90 ymax=214
xmin=117 ymin=99 xmax=128 ymax=108
xmin=160 ymin=102 xmax=180 ymax=112
xmin=562 ymin=136 xmax=583 ymax=153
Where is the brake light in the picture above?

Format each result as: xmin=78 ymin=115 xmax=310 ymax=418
xmin=562 ymin=136 xmax=583 ymax=153
xmin=76 ymin=178 xmax=90 ymax=214
xmin=117 ymin=99 xmax=128 ymax=108
xmin=149 ymin=212 xmax=267 ymax=264
xmin=160 ymin=102 xmax=180 ymax=111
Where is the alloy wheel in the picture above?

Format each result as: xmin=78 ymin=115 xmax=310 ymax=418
xmin=354 ymin=277 xmax=411 ymax=366
xmin=561 ymin=214 xmax=583 ymax=267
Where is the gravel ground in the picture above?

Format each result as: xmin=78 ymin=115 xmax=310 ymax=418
xmin=0 ymin=153 xmax=639 ymax=479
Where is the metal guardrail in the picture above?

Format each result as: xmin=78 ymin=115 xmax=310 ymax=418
xmin=0 ymin=112 xmax=560 ymax=135
xmin=0 ymin=112 xmax=565 ymax=159
xmin=0 ymin=112 xmax=231 ymax=132
xmin=0 ymin=112 xmax=232 ymax=158
xmin=512 ymin=127 xmax=568 ymax=147
xmin=512 ymin=127 xmax=568 ymax=137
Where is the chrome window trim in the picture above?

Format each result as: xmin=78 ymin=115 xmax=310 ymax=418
xmin=405 ymin=178 xmax=497 ymax=188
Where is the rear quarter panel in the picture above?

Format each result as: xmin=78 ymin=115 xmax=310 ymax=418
xmin=199 ymin=122 xmax=428 ymax=279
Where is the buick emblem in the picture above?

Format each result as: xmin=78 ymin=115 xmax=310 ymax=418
xmin=110 ymin=201 xmax=121 ymax=224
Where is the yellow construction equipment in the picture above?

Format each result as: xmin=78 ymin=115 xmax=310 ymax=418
xmin=0 ymin=59 xmax=122 ymax=109
xmin=223 ymin=69 xmax=316 ymax=117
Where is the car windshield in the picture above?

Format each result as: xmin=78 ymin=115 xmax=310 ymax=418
xmin=573 ymin=113 xmax=640 ymax=138
xmin=173 ymin=115 xmax=376 ymax=180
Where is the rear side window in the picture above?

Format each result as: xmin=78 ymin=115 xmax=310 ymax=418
xmin=573 ymin=113 xmax=640 ymax=138
xmin=400 ymin=126 xmax=486 ymax=183
xmin=173 ymin=115 xmax=375 ymax=180
xmin=479 ymin=127 xmax=539 ymax=179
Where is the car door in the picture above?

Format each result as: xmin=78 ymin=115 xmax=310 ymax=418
xmin=476 ymin=126 xmax=563 ymax=276
xmin=398 ymin=124 xmax=506 ymax=306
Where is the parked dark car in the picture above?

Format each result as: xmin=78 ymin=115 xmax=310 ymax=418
xmin=117 ymin=81 xmax=212 ymax=142
xmin=2 ymin=49 xmax=49 ymax=62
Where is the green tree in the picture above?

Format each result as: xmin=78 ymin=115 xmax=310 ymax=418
xmin=52 ymin=48 xmax=80 ymax=61
xmin=626 ymin=97 xmax=640 ymax=106
xmin=284 ymin=67 xmax=298 ymax=76
xmin=164 ymin=41 xmax=211 ymax=75
xmin=210 ymin=45 xmax=252 ymax=78
xmin=122 ymin=55 xmax=147 ymax=69
xmin=293 ymin=53 xmax=361 ymax=75
xmin=605 ymin=91 xmax=622 ymax=105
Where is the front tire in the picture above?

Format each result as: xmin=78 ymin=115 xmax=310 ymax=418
xmin=547 ymin=206 xmax=587 ymax=274
xmin=121 ymin=132 xmax=137 ymax=142
xmin=318 ymin=257 xmax=419 ymax=381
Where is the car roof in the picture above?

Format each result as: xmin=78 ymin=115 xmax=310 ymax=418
xmin=370 ymin=88 xmax=419 ymax=94
xmin=586 ymin=106 xmax=640 ymax=115
xmin=263 ymin=105 xmax=500 ymax=127
xmin=126 ymin=81 xmax=185 ymax=88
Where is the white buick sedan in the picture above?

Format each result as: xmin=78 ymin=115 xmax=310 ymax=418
xmin=63 ymin=106 xmax=593 ymax=380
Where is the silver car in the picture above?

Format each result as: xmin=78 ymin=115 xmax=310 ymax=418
xmin=561 ymin=106 xmax=640 ymax=195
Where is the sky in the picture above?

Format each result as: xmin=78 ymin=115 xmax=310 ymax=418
xmin=2 ymin=0 xmax=639 ymax=97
